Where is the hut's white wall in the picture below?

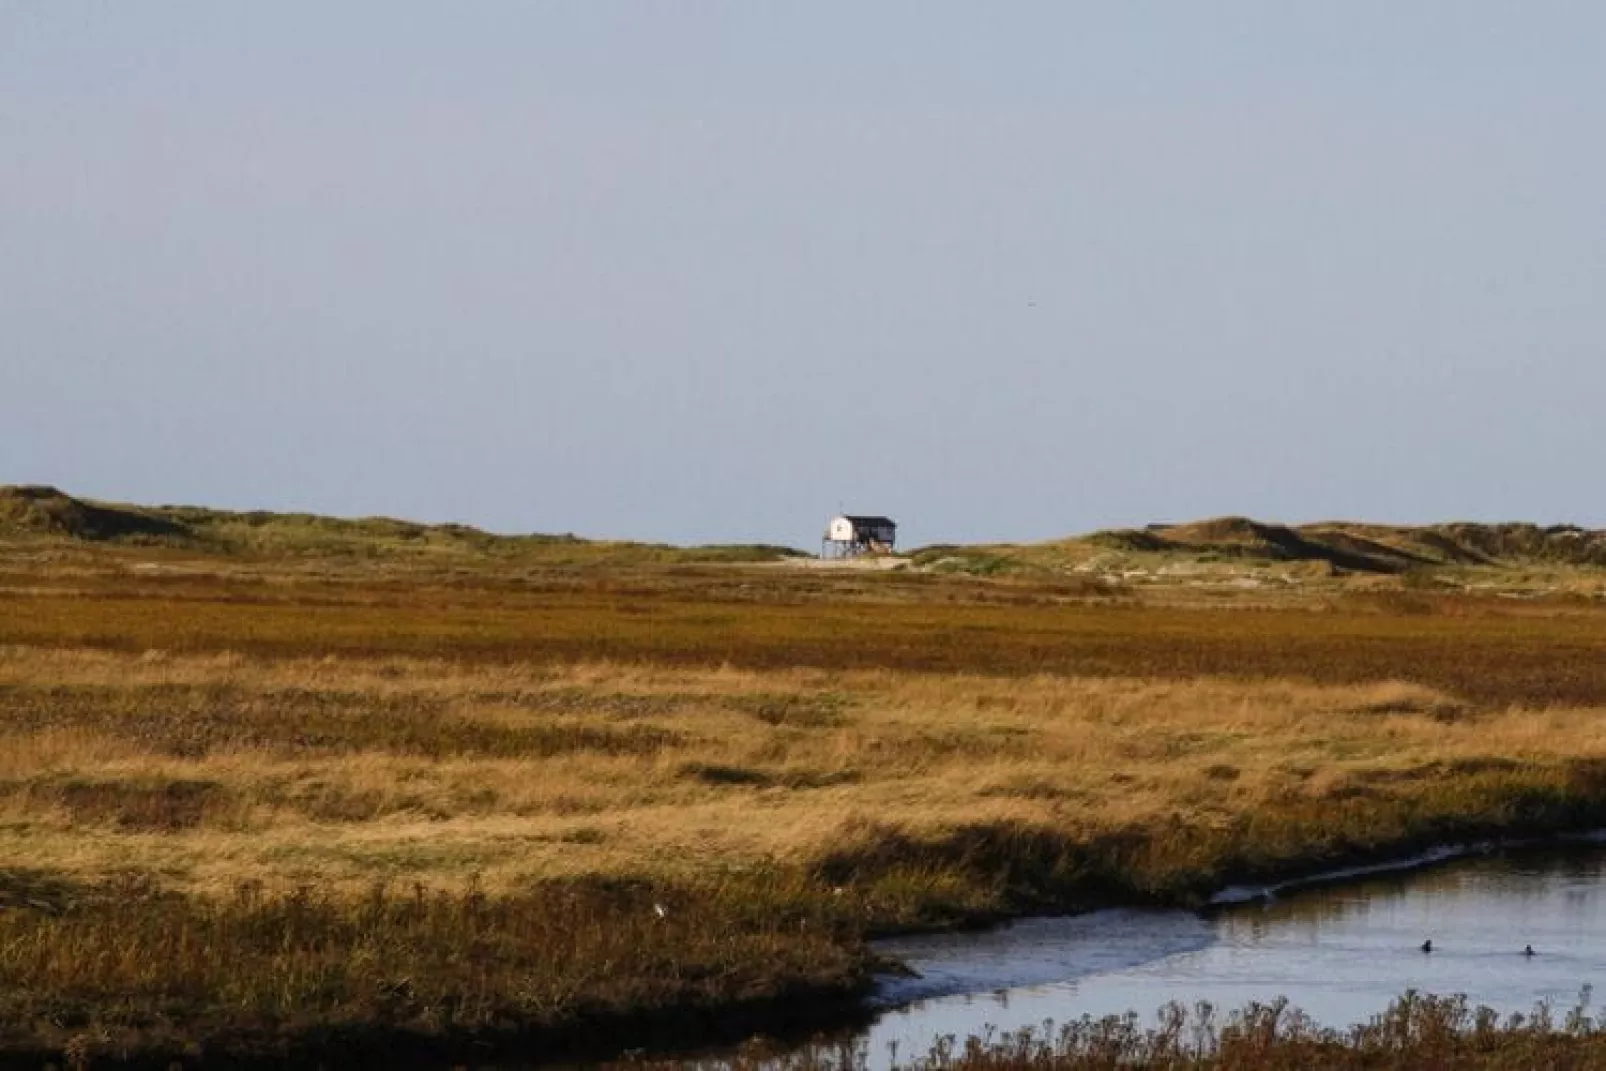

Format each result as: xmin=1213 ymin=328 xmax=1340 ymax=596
xmin=827 ymin=516 xmax=857 ymax=542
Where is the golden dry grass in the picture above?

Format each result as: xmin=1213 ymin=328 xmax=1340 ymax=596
xmin=2 ymin=646 xmax=1604 ymax=900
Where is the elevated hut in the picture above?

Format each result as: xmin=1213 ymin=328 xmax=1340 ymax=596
xmin=822 ymin=515 xmax=897 ymax=559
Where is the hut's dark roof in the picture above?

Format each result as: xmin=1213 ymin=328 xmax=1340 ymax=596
xmin=843 ymin=515 xmax=896 ymax=529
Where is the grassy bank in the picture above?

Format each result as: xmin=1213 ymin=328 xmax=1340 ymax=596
xmin=0 ymin=875 xmax=870 ymax=1067
xmin=4 ymin=532 xmax=1606 ymax=1062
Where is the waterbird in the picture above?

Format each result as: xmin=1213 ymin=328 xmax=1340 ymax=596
xmin=1421 ymin=939 xmax=1433 ymax=953
xmin=1524 ymin=945 xmax=1536 ymax=957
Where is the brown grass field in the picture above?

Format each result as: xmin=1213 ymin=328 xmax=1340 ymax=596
xmin=5 ymin=514 xmax=1606 ymax=1064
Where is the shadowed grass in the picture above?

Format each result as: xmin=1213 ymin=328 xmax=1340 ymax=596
xmin=0 ymin=875 xmax=868 ymax=1066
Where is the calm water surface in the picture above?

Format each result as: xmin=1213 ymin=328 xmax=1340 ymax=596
xmin=857 ymin=848 xmax=1606 ymax=1063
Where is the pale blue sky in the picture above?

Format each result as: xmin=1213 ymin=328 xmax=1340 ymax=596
xmin=4 ymin=4 xmax=1603 ymax=546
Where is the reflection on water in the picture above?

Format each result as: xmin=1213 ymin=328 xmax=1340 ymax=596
xmin=859 ymin=848 xmax=1606 ymax=1065
xmin=872 ymin=909 xmax=1214 ymax=1008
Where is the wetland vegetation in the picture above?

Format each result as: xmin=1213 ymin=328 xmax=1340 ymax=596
xmin=5 ymin=487 xmax=1606 ymax=1064
xmin=687 ymin=992 xmax=1606 ymax=1071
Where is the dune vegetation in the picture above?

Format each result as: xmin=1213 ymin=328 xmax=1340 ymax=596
xmin=5 ymin=488 xmax=1606 ymax=1064
xmin=0 ymin=484 xmax=800 ymax=564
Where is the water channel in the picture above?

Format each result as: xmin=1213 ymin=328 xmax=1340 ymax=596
xmin=848 ymin=846 xmax=1606 ymax=1065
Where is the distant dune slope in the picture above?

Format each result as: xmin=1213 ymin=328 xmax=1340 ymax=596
xmin=0 ymin=485 xmax=798 ymax=563
xmin=919 ymin=515 xmax=1606 ymax=577
xmin=1131 ymin=516 xmax=1606 ymax=572
xmin=0 ymin=484 xmax=189 ymax=542
xmin=6 ymin=486 xmax=1602 ymax=573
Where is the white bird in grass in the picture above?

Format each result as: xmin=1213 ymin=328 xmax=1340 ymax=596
xmin=653 ymin=902 xmax=668 ymax=920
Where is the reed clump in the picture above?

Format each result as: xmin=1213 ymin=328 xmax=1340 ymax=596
xmin=724 ymin=992 xmax=1606 ymax=1070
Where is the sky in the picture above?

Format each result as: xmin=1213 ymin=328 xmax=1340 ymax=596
xmin=4 ymin=4 xmax=1604 ymax=547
